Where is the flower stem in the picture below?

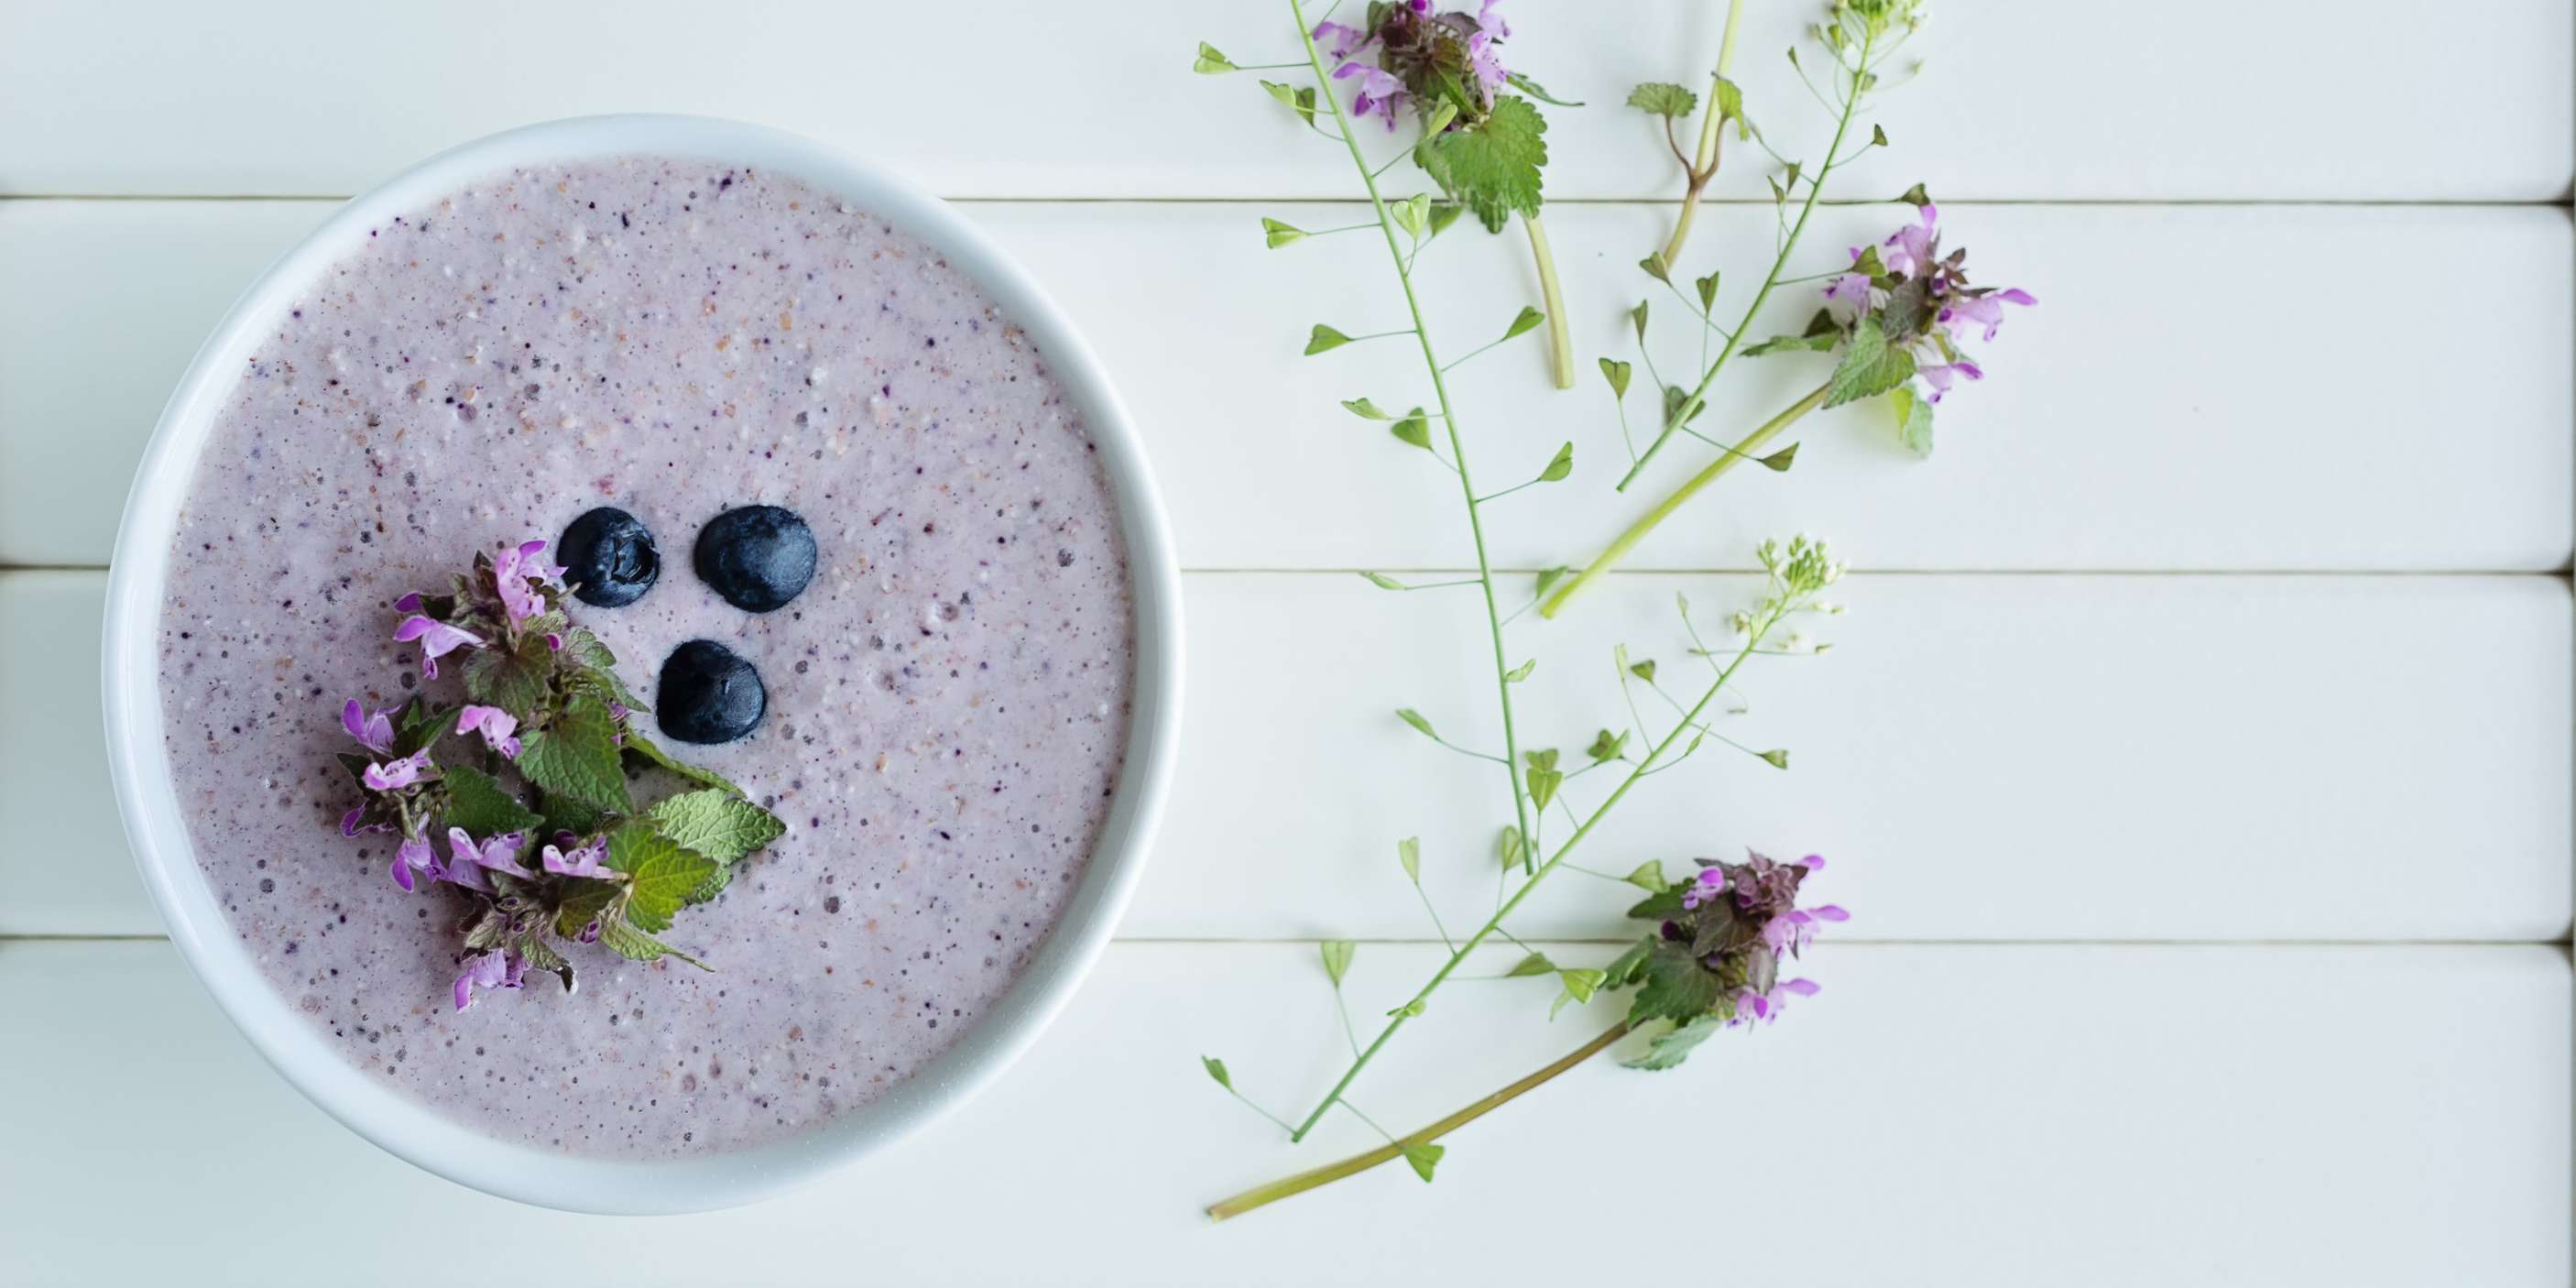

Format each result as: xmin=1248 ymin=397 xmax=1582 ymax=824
xmin=1522 ymin=213 xmax=1576 ymax=389
xmin=1618 ymin=27 xmax=1874 ymax=495
xmin=1207 ymin=1021 xmax=1632 ymax=1221
xmin=1658 ymin=0 xmax=1750 ymax=267
xmin=1288 ymin=0 xmax=1537 ymax=1047
xmin=1540 ymin=383 xmax=1828 ymax=620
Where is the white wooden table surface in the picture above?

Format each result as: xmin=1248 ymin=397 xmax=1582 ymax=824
xmin=3 ymin=1 xmax=2571 ymax=1283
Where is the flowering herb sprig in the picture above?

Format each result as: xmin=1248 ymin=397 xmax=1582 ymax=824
xmin=336 ymin=539 xmax=784 ymax=1010
xmin=1215 ymin=0 xmax=1582 ymax=388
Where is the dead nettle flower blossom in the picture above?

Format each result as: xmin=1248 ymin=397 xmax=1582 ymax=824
xmin=1668 ymin=852 xmax=1848 ymax=1027
xmin=1819 ymin=199 xmax=2037 ymax=410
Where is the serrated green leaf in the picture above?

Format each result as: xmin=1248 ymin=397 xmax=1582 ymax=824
xmin=1624 ymin=1015 xmax=1725 ymax=1070
xmin=1398 ymin=835 xmax=1422 ymax=883
xmin=646 ymin=789 xmax=785 ymax=865
xmin=1536 ymin=441 xmax=1573 ymax=483
xmin=441 ymin=764 xmax=543 ymax=837
xmin=1419 ymin=95 xmax=1547 ymax=232
xmin=1598 ymin=357 xmax=1632 ymax=398
xmin=1395 ymin=708 xmax=1439 ymax=740
xmin=393 ymin=703 xmax=462 ymax=759
xmin=1626 ymin=81 xmax=1697 ymax=118
xmin=1401 ymin=1141 xmax=1446 ymax=1182
xmin=1502 ymin=305 xmax=1544 ymax=341
xmin=1193 ymin=41 xmax=1236 ymax=73
xmin=606 ymin=823 xmax=717 ymax=934
xmin=601 ymin=917 xmax=708 ymax=970
xmin=1503 ymin=658 xmax=1536 ymax=683
xmin=1304 ymin=323 xmax=1353 ymax=355
xmin=1505 ymin=71 xmax=1582 ymax=106
xmin=1760 ymin=442 xmax=1800 ymax=472
xmin=1261 ymin=216 xmax=1306 ymax=249
xmin=1320 ymin=939 xmax=1357 ymax=987
xmin=537 ymin=789 xmax=605 ymax=839
xmin=551 ymin=876 xmax=622 ymax=939
xmin=1505 ymin=952 xmax=1556 ymax=977
xmin=1342 ymin=397 xmax=1395 ymax=420
xmin=685 ymin=862 xmax=734 ymax=905
xmin=1624 ymin=860 xmax=1667 ymax=890
xmin=1603 ymin=937 xmax=1656 ymax=988
xmin=1627 ymin=941 xmax=1724 ymax=1026
xmin=1891 ymin=384 xmax=1936 ymax=456
xmin=518 ymin=696 xmax=630 ymax=813
xmin=1824 ymin=317 xmax=1917 ymax=409
xmin=1626 ymin=886 xmax=1686 ymax=921
xmin=463 ymin=636 xmax=552 ymax=720
xmin=1202 ymin=1055 xmax=1233 ymax=1090
xmin=622 ymin=728 xmax=747 ymax=796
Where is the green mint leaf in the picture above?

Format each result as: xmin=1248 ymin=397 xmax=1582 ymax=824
xmin=1505 ymin=71 xmax=1582 ymax=106
xmin=1629 ymin=659 xmax=1657 ymax=683
xmin=1741 ymin=331 xmax=1840 ymax=357
xmin=441 ymin=764 xmax=543 ymax=837
xmin=538 ymin=788 xmax=606 ymax=839
xmin=1420 ymin=95 xmax=1547 ymax=233
xmin=601 ymin=917 xmax=708 ymax=969
xmin=1395 ymin=708 xmax=1439 ymax=741
xmin=1390 ymin=410 xmax=1434 ymax=450
xmin=1505 ymin=952 xmax=1556 ymax=978
xmin=1398 ymin=835 xmax=1422 ymax=883
xmin=1192 ymin=41 xmax=1236 ymax=73
xmin=1387 ymin=999 xmax=1427 ymax=1019
xmin=1361 ymin=572 xmax=1407 ymax=590
xmin=621 ymin=728 xmax=747 ymax=796
xmin=1627 ymin=941 xmax=1723 ymax=1027
xmin=1342 ymin=397 xmax=1395 ymax=420
xmin=1503 ymin=658 xmax=1536 ymax=683
xmin=1602 ymin=937 xmax=1656 ymax=988
xmin=1304 ymin=323 xmax=1352 ymax=355
xmin=1891 ymin=384 xmax=1936 ymax=456
xmin=1320 ymin=939 xmax=1357 ymax=987
xmin=646 ymin=788 xmax=786 ymax=865
xmin=1624 ymin=860 xmax=1667 ymax=890
xmin=1495 ymin=825 xmax=1524 ymax=869
xmin=1626 ymin=885 xmax=1686 ymax=921
xmin=462 ymin=634 xmax=552 ymax=720
xmin=1599 ymin=357 xmax=1632 ymax=398
xmin=1401 ymin=1141 xmax=1446 ymax=1182
xmin=551 ymin=876 xmax=622 ymax=939
xmin=1261 ymin=216 xmax=1306 ymax=249
xmin=518 ymin=696 xmax=631 ymax=813
xmin=1624 ymin=1015 xmax=1725 ymax=1071
xmin=1824 ymin=317 xmax=1917 ymax=409
xmin=1759 ymin=442 xmax=1801 ymax=472
xmin=1587 ymin=728 xmax=1630 ymax=763
xmin=685 ymin=862 xmax=734 ymax=905
xmin=1534 ymin=565 xmax=1572 ymax=600
xmin=1536 ymin=441 xmax=1574 ymax=483
xmin=606 ymin=822 xmax=717 ymax=934
xmin=1626 ymin=82 xmax=1697 ymax=118
xmin=1201 ymin=1055 xmax=1234 ymax=1090
xmin=1638 ymin=253 xmax=1671 ymax=284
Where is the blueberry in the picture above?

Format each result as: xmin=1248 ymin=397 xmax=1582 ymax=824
xmin=558 ymin=507 xmax=659 ymax=607
xmin=657 ymin=640 xmax=766 ymax=744
xmin=693 ymin=506 xmax=816 ymax=613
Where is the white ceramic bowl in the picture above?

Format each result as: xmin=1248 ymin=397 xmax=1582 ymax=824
xmin=99 ymin=115 xmax=1182 ymax=1215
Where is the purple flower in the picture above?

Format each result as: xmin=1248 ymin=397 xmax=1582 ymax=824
xmin=1936 ymin=288 xmax=2036 ymax=344
xmin=492 ymin=538 xmax=564 ymax=626
xmin=1915 ymin=360 xmax=1984 ymax=403
xmin=540 ymin=838 xmax=606 ymax=878
xmin=341 ymin=699 xmax=394 ymax=755
xmin=341 ymin=806 xmax=389 ymax=838
xmin=447 ymin=826 xmax=533 ymax=880
xmin=393 ymin=614 xmax=483 ymax=680
xmin=1314 ymin=19 xmax=1368 ymax=59
xmin=1882 ymin=202 xmax=1939 ymax=278
xmin=456 ymin=704 xmax=521 ymax=759
xmin=1476 ymin=0 xmax=1511 ymax=38
xmin=453 ymin=950 xmax=527 ymax=1012
xmin=1465 ymin=29 xmax=1509 ymax=99
xmin=360 ymin=749 xmax=432 ymax=791
xmin=1822 ymin=269 xmax=1874 ymax=321
xmin=1334 ymin=60 xmax=1408 ymax=127
xmin=1681 ymin=865 xmax=1729 ymax=911
xmin=1730 ymin=976 xmax=1822 ymax=1027
xmin=390 ymin=834 xmax=435 ymax=892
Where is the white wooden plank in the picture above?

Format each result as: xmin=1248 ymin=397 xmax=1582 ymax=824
xmin=0 ymin=0 xmax=2565 ymax=201
xmin=11 ymin=570 xmax=2567 ymax=941
xmin=3 ymin=201 xmax=2568 ymax=572
xmin=0 ymin=939 xmax=2562 ymax=1285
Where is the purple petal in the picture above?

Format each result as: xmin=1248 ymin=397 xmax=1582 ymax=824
xmin=393 ymin=592 xmax=423 ymax=613
xmin=341 ymin=806 xmax=368 ymax=838
xmin=1810 ymin=904 xmax=1850 ymax=922
xmin=1780 ymin=977 xmax=1822 ymax=997
xmin=389 ymin=853 xmax=415 ymax=892
xmin=1800 ymin=855 xmax=1827 ymax=870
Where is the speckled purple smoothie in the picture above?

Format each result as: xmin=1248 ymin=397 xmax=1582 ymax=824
xmin=156 ymin=157 xmax=1133 ymax=1157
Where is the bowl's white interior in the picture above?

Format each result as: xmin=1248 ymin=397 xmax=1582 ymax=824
xmin=99 ymin=115 xmax=1182 ymax=1215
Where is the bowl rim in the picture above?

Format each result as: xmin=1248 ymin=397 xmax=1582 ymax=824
xmin=97 ymin=113 xmax=1183 ymax=1215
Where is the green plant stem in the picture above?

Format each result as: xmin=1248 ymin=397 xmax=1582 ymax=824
xmin=1658 ymin=0 xmax=1749 ymax=267
xmin=1285 ymin=601 xmax=1787 ymax=1142
xmin=1541 ymin=383 xmax=1828 ymax=619
xmin=1617 ymin=27 xmax=1874 ymax=494
xmin=1522 ymin=213 xmax=1576 ymax=389
xmin=1289 ymin=0 xmax=1536 ymax=997
xmin=1208 ymin=1021 xmax=1631 ymax=1221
